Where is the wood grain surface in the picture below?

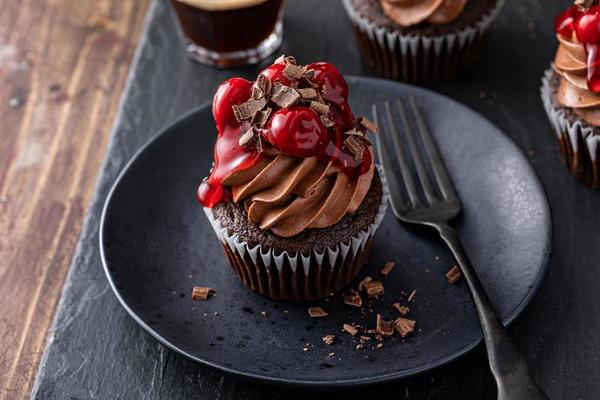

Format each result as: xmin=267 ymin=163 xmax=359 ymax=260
xmin=0 ymin=1 xmax=148 ymax=399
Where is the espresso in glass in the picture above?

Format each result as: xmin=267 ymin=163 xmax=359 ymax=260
xmin=170 ymin=0 xmax=285 ymax=67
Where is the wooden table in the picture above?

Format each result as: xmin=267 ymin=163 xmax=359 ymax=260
xmin=3 ymin=0 xmax=600 ymax=399
xmin=0 ymin=1 xmax=148 ymax=399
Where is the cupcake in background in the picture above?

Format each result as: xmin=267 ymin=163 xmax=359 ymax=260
xmin=342 ymin=0 xmax=505 ymax=83
xmin=198 ymin=56 xmax=388 ymax=301
xmin=541 ymin=0 xmax=600 ymax=189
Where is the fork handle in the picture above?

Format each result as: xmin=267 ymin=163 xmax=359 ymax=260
xmin=435 ymin=223 xmax=549 ymax=400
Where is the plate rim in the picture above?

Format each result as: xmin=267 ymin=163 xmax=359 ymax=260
xmin=99 ymin=76 xmax=553 ymax=389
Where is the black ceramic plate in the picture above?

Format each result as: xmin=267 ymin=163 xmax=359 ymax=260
xmin=100 ymin=77 xmax=551 ymax=388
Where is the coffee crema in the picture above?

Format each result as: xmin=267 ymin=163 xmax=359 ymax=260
xmin=175 ymin=0 xmax=270 ymax=11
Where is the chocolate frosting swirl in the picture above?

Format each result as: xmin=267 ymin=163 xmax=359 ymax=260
xmin=554 ymin=33 xmax=600 ymax=126
xmin=379 ymin=0 xmax=468 ymax=27
xmin=221 ymin=153 xmax=375 ymax=238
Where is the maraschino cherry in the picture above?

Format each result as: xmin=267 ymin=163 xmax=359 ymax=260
xmin=266 ymin=107 xmax=329 ymax=157
xmin=556 ymin=2 xmax=600 ymax=92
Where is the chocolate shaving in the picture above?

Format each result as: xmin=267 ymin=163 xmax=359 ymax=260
xmin=270 ymin=82 xmax=300 ymax=108
xmin=274 ymin=54 xmax=287 ymax=64
xmin=343 ymin=291 xmax=363 ymax=308
xmin=283 ymin=63 xmax=305 ymax=80
xmin=358 ymin=276 xmax=373 ymax=291
xmin=395 ymin=318 xmax=416 ymax=337
xmin=239 ymin=127 xmax=256 ymax=147
xmin=376 ymin=343 xmax=383 ymax=349
xmin=446 ymin=265 xmax=462 ymax=284
xmin=407 ymin=289 xmax=417 ymax=302
xmin=360 ymin=335 xmax=371 ymax=342
xmin=320 ymin=115 xmax=335 ymax=127
xmin=342 ymin=323 xmax=358 ymax=336
xmin=393 ymin=303 xmax=410 ymax=315
xmin=310 ymin=101 xmax=330 ymax=115
xmin=376 ymin=314 xmax=394 ymax=337
xmin=255 ymin=134 xmax=264 ymax=153
xmin=308 ymin=306 xmax=328 ymax=318
xmin=344 ymin=135 xmax=366 ymax=162
xmin=576 ymin=0 xmax=595 ymax=10
xmin=345 ymin=128 xmax=366 ymax=137
xmin=232 ymin=97 xmax=267 ymax=122
xmin=251 ymin=107 xmax=272 ymax=127
xmin=191 ymin=286 xmax=214 ymax=301
xmin=283 ymin=55 xmax=297 ymax=65
xmin=297 ymin=87 xmax=318 ymax=100
xmin=381 ymin=260 xmax=395 ymax=276
xmin=357 ymin=116 xmax=378 ymax=134
xmin=322 ymin=334 xmax=335 ymax=345
xmin=364 ymin=280 xmax=384 ymax=298
xmin=254 ymin=73 xmax=272 ymax=98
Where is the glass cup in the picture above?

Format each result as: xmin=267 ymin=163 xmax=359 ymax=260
xmin=170 ymin=0 xmax=285 ymax=67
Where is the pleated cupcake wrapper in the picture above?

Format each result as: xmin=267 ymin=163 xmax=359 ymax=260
xmin=203 ymin=167 xmax=390 ymax=301
xmin=540 ymin=67 xmax=600 ymax=189
xmin=341 ymin=0 xmax=505 ymax=82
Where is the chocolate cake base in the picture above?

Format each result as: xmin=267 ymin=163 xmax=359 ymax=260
xmin=207 ymin=171 xmax=385 ymax=301
xmin=343 ymin=0 xmax=502 ymax=83
xmin=544 ymin=69 xmax=599 ymax=189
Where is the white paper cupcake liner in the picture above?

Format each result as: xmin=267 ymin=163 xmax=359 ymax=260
xmin=342 ymin=0 xmax=505 ymax=82
xmin=541 ymin=66 xmax=599 ymax=189
xmin=203 ymin=167 xmax=390 ymax=301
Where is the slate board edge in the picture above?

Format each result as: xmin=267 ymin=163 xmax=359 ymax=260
xmin=29 ymin=1 xmax=159 ymax=398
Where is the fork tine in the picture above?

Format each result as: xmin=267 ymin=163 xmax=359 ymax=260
xmin=382 ymin=102 xmax=421 ymax=208
xmin=372 ymin=104 xmax=407 ymax=217
xmin=396 ymin=99 xmax=438 ymax=206
xmin=409 ymin=97 xmax=458 ymax=201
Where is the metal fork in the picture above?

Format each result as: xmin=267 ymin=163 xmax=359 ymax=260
xmin=373 ymin=99 xmax=549 ymax=400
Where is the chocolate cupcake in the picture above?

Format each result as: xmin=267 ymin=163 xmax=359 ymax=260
xmin=540 ymin=1 xmax=600 ymax=189
xmin=198 ymin=56 xmax=388 ymax=301
xmin=342 ymin=0 xmax=505 ymax=83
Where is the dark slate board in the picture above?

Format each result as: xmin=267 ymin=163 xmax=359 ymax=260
xmin=31 ymin=0 xmax=600 ymax=399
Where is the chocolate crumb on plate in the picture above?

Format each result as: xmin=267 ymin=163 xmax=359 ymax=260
xmin=343 ymin=291 xmax=363 ymax=308
xmin=395 ymin=318 xmax=416 ymax=338
xmin=364 ymin=280 xmax=385 ymax=298
xmin=393 ymin=303 xmax=410 ymax=315
xmin=322 ymin=334 xmax=335 ymax=345
xmin=191 ymin=286 xmax=214 ymax=300
xmin=381 ymin=260 xmax=395 ymax=276
xmin=446 ymin=265 xmax=462 ymax=284
xmin=376 ymin=343 xmax=383 ymax=349
xmin=343 ymin=323 xmax=359 ymax=336
xmin=358 ymin=276 xmax=373 ymax=291
xmin=360 ymin=335 xmax=371 ymax=342
xmin=308 ymin=306 xmax=328 ymax=318
xmin=356 ymin=344 xmax=364 ymax=350
xmin=408 ymin=289 xmax=417 ymax=302
xmin=376 ymin=314 xmax=395 ymax=337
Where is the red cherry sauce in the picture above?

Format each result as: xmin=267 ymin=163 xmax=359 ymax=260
xmin=556 ymin=5 xmax=600 ymax=92
xmin=306 ymin=62 xmax=371 ymax=177
xmin=198 ymin=62 xmax=373 ymax=208
xmin=198 ymin=78 xmax=263 ymax=207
